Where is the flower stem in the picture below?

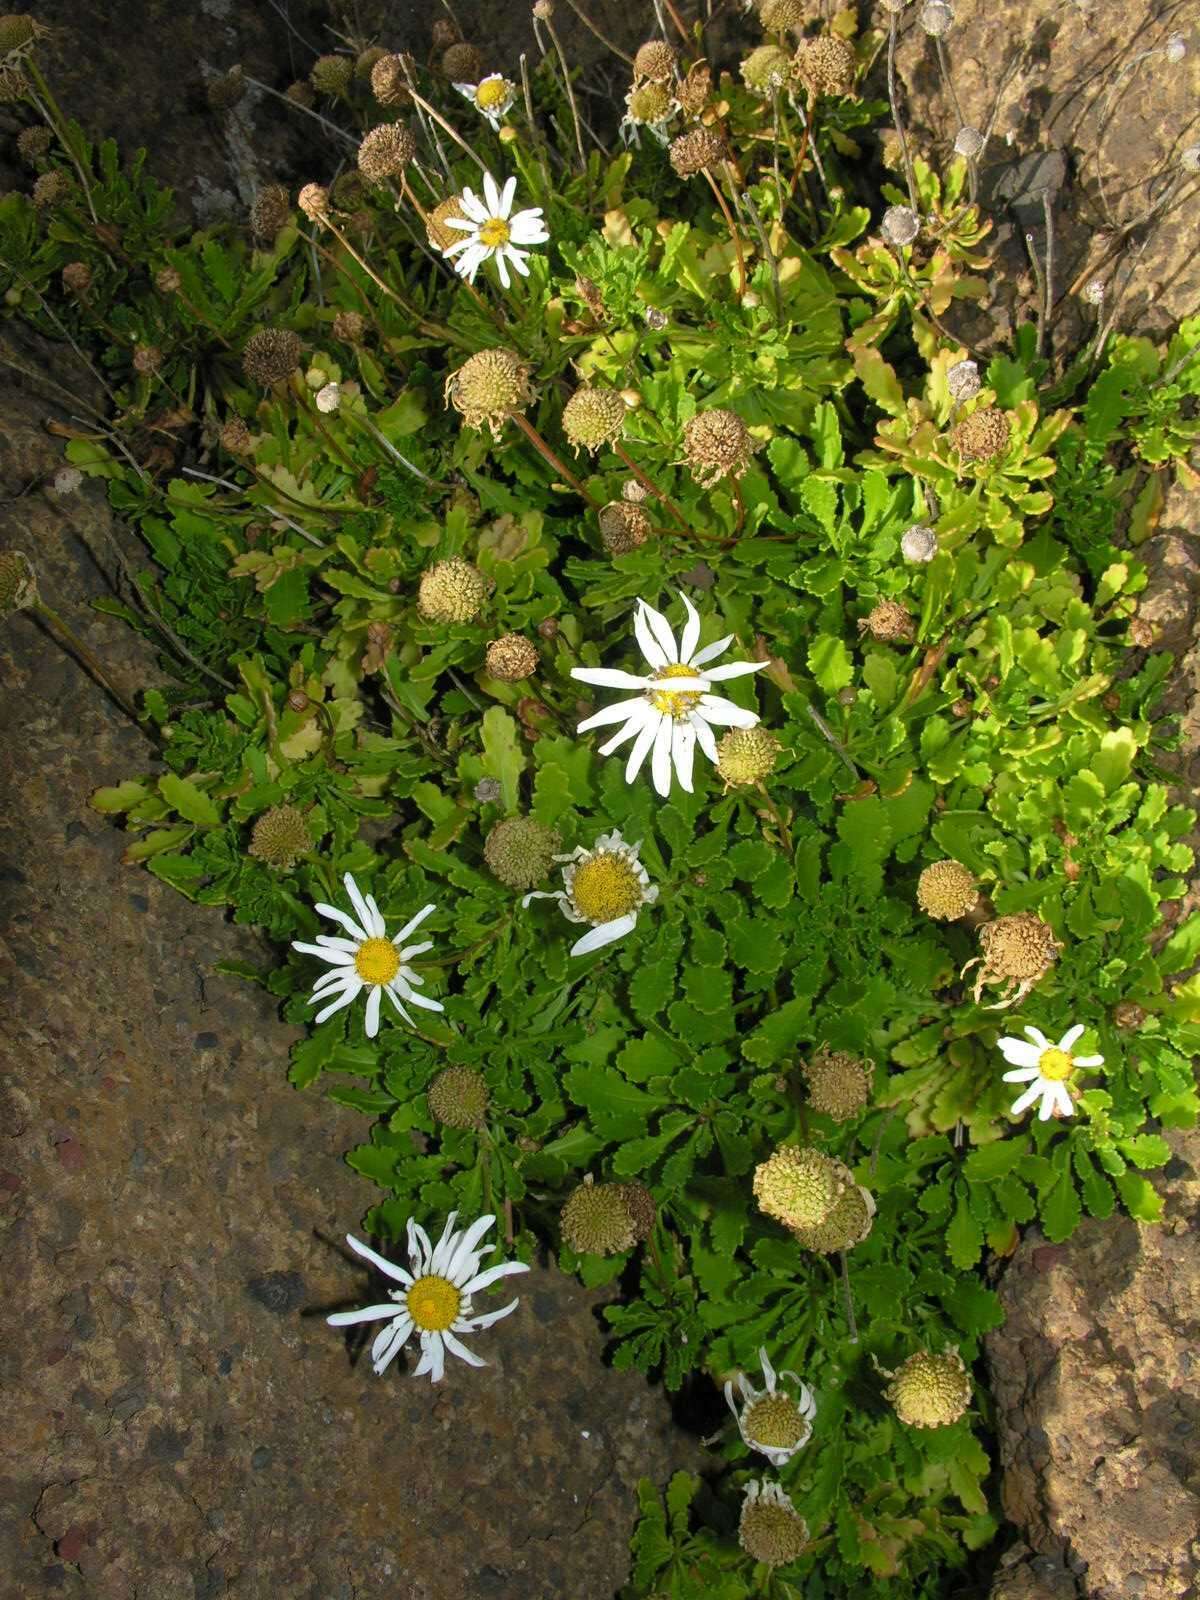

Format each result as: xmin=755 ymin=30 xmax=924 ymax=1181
xmin=703 ymin=167 xmax=747 ymax=299
xmin=612 ymin=442 xmax=689 ymax=530
xmin=541 ymin=10 xmax=587 ymax=171
xmin=32 ymin=599 xmax=143 ymax=727
xmin=509 ymin=412 xmax=602 ymax=506
xmin=886 ymin=12 xmax=919 ymax=212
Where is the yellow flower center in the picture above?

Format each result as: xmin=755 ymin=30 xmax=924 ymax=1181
xmin=476 ymin=78 xmax=509 ymax=110
xmin=649 ymin=661 xmax=704 ymax=719
xmin=570 ymin=852 xmax=644 ymax=924
xmin=354 ymin=937 xmax=401 ymax=986
xmin=405 ymin=1274 xmax=461 ymax=1332
xmin=744 ymin=1393 xmax=808 ymax=1449
xmin=479 ymin=217 xmax=511 ymax=248
xmin=1038 ymin=1047 xmax=1074 ymax=1081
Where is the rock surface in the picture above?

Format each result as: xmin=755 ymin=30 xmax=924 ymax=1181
xmin=985 ymin=1126 xmax=1200 ymax=1600
xmin=0 ymin=359 xmax=696 ymax=1599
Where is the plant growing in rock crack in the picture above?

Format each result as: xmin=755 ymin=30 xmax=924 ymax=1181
xmin=3 ymin=5 xmax=1198 ymax=1597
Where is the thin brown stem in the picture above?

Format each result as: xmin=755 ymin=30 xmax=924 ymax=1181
xmin=541 ymin=11 xmax=587 ymax=170
xmin=509 ymin=412 xmax=602 ymax=506
xmin=612 ymin=442 xmax=689 ymax=529
xmin=33 ymin=600 xmax=143 ymax=726
xmin=405 ymin=86 xmax=488 ymax=175
xmin=561 ymin=0 xmax=634 ymax=65
xmin=703 ymin=168 xmax=747 ymax=298
xmin=886 ymin=12 xmax=919 ymax=212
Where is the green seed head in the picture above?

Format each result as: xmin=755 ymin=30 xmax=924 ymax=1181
xmin=427 ymin=1065 xmax=490 ymax=1129
xmin=560 ymin=1177 xmax=638 ymax=1255
xmin=886 ymin=1348 xmax=971 ymax=1428
xmin=483 ymin=815 xmax=561 ymax=892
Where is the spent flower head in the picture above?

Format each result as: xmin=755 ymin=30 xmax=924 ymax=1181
xmin=886 ymin=1348 xmax=971 ymax=1427
xmin=881 ymin=204 xmax=920 ymax=248
xmin=901 ymin=523 xmax=938 ymax=562
xmin=726 ymin=1347 xmax=816 ymax=1467
xmin=738 ymin=1481 xmax=810 ymax=1568
xmin=445 ymin=347 xmax=535 ymax=438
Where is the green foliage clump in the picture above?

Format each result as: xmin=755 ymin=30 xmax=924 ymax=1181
xmin=4 ymin=9 xmax=1199 ymax=1599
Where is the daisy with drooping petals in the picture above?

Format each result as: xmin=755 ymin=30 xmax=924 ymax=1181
xmin=997 ymin=1023 xmax=1104 ymax=1121
xmin=327 ymin=1212 xmax=528 ymax=1382
xmin=725 ymin=1347 xmax=817 ymax=1468
xmin=439 ymin=172 xmax=549 ymax=289
xmin=523 ymin=829 xmax=657 ymax=956
xmin=454 ymin=73 xmax=517 ymax=130
xmin=292 ymin=871 xmax=443 ymax=1037
xmin=571 ymin=591 xmax=768 ymax=798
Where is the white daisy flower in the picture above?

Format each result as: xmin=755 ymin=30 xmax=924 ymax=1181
xmin=571 ymin=591 xmax=768 ymax=798
xmin=522 ymin=828 xmax=658 ymax=957
xmin=440 ymin=172 xmax=549 ymax=289
xmin=724 ymin=1346 xmax=817 ymax=1468
xmin=997 ymin=1023 xmax=1104 ymax=1121
xmin=454 ymin=73 xmax=518 ymax=130
xmin=327 ymin=1212 xmax=529 ymax=1382
xmin=292 ymin=871 xmax=443 ymax=1038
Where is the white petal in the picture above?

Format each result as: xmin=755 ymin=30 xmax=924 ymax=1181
xmin=392 ymin=902 xmax=437 ymax=945
xmin=1073 ymin=1054 xmax=1104 ymax=1068
xmin=688 ymin=632 xmax=735 ymax=668
xmin=678 ymin=591 xmax=701 ymax=663
xmin=445 ymin=1214 xmax=497 ymax=1280
xmin=314 ymin=902 xmax=369 ymax=942
xmin=724 ymin=1379 xmax=738 ymax=1419
xmin=598 ymin=714 xmax=649 ymax=757
xmin=458 ymin=187 xmax=487 ymax=221
xmin=1010 ymin=1083 xmax=1042 ymax=1118
xmin=408 ymin=1219 xmax=433 ymax=1269
xmin=363 ymin=893 xmax=387 ymax=937
xmin=384 ymin=986 xmax=416 ymax=1027
xmin=997 ymin=1038 xmax=1041 ymax=1068
xmin=1059 ymin=1024 xmax=1085 ymax=1050
xmin=460 ymin=1260 xmax=532 ymax=1294
xmin=650 ymin=712 xmax=674 ymax=796
xmin=572 ymin=666 xmax=652 ymax=690
xmin=494 ymin=249 xmax=512 ymax=290
xmin=508 ymin=213 xmax=548 ymax=243
xmin=397 ymin=987 xmax=444 ymax=1012
xmin=640 ymin=598 xmax=680 ymax=663
xmin=1001 ymin=1066 xmax=1040 ymax=1083
xmin=292 ymin=941 xmax=354 ymax=965
xmin=364 ymin=985 xmax=382 ymax=1038
xmin=453 ymin=82 xmax=477 ymax=99
xmin=759 ymin=1348 xmax=777 ymax=1390
xmin=702 ymin=661 xmax=767 ymax=682
xmin=672 ymin=720 xmax=696 ymax=793
xmin=343 ymin=873 xmax=376 ymax=936
xmin=1036 ymin=1088 xmax=1056 ymax=1121
xmin=578 ymin=698 xmax=646 ymax=733
xmin=1023 ymin=1025 xmax=1051 ymax=1050
xmin=499 ymin=175 xmax=517 ymax=216
xmin=345 ymin=1234 xmax=414 ymax=1286
xmin=696 ymin=695 xmax=758 ymax=728
xmin=482 ymin=172 xmax=502 ymax=214
xmin=398 ymin=938 xmax=433 ymax=960
xmin=313 ymin=985 xmax=361 ymax=1024
xmin=427 ymin=1333 xmax=446 ymax=1383
xmin=625 ymin=713 xmax=660 ymax=783
xmin=691 ymin=712 xmax=719 ymax=765
xmin=1050 ymin=1081 xmax=1074 ymax=1117
xmin=327 ymin=1304 xmax=403 ymax=1326
xmin=428 ymin=1212 xmax=462 ymax=1275
xmin=459 ymin=1297 xmax=519 ymax=1330
xmin=442 ymin=1328 xmax=487 ymax=1368
xmin=633 ymin=601 xmax=669 ymax=669
xmin=571 ymin=914 xmax=637 ymax=955
xmin=311 ymin=968 xmax=356 ymax=996
xmin=455 ymin=244 xmax=488 ymax=283
xmin=371 ymin=1318 xmax=411 ymax=1375
xmin=442 ymin=221 xmax=477 ymax=239
xmin=504 ymin=246 xmax=531 ymax=277
xmin=314 ymin=935 xmax=360 ymax=953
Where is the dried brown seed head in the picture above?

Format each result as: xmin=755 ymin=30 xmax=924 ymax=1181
xmin=951 ymin=406 xmax=1011 ymax=463
xmin=357 ymin=122 xmax=416 ymax=181
xmin=794 ymin=34 xmax=857 ymax=97
xmin=242 ymin=328 xmax=302 ymax=387
xmin=485 ymin=633 xmax=539 ymax=681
